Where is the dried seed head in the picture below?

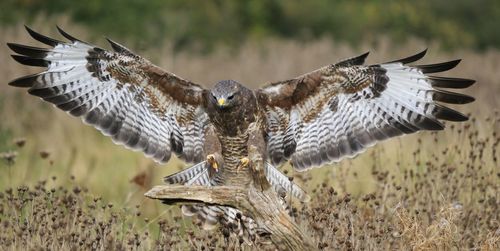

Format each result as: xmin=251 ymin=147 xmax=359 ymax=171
xmin=13 ymin=138 xmax=26 ymax=148
xmin=0 ymin=151 xmax=18 ymax=165
xmin=39 ymin=150 xmax=50 ymax=159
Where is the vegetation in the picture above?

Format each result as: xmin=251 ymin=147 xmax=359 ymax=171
xmin=0 ymin=19 xmax=498 ymax=249
xmin=0 ymin=117 xmax=498 ymax=249
xmin=2 ymin=0 xmax=500 ymax=51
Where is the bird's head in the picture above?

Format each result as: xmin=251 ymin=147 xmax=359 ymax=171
xmin=210 ymin=80 xmax=244 ymax=109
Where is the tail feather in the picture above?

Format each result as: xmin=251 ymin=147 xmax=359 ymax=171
xmin=165 ymin=161 xmax=301 ymax=242
xmin=163 ymin=161 xmax=206 ymax=184
xmin=264 ymin=162 xmax=310 ymax=202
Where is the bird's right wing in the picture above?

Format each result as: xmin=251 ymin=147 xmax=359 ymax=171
xmin=8 ymin=26 xmax=211 ymax=164
xmin=257 ymin=50 xmax=475 ymax=171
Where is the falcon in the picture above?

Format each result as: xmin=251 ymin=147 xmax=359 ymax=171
xmin=8 ymin=27 xmax=475 ymax=239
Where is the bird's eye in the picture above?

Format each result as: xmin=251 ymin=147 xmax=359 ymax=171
xmin=227 ymin=95 xmax=234 ymax=100
xmin=212 ymin=94 xmax=217 ymax=100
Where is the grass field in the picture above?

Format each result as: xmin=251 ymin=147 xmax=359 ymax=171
xmin=0 ymin=23 xmax=498 ymax=250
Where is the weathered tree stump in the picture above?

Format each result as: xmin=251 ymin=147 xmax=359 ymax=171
xmin=145 ymin=151 xmax=317 ymax=250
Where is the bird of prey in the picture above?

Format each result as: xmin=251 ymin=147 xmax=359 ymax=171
xmin=8 ymin=27 xmax=475 ymax=240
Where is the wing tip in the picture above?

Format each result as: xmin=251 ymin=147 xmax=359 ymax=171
xmin=106 ymin=37 xmax=122 ymax=52
xmin=359 ymin=51 xmax=370 ymax=60
xmin=385 ymin=48 xmax=428 ymax=64
xmin=429 ymin=76 xmax=476 ymax=89
xmin=11 ymin=54 xmax=49 ymax=67
xmin=417 ymin=59 xmax=461 ymax=73
xmin=8 ymin=73 xmax=39 ymax=87
xmin=432 ymin=90 xmax=475 ymax=104
xmin=6 ymin=42 xmax=16 ymax=50
xmin=337 ymin=51 xmax=370 ymax=66
xmin=105 ymin=37 xmax=133 ymax=54
xmin=7 ymin=42 xmax=49 ymax=58
xmin=23 ymin=25 xmax=35 ymax=35
xmin=56 ymin=25 xmax=83 ymax=43
xmin=24 ymin=25 xmax=63 ymax=47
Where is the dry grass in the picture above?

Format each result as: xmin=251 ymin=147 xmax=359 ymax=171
xmin=0 ymin=21 xmax=498 ymax=250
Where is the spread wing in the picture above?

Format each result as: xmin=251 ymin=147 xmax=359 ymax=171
xmin=257 ymin=50 xmax=475 ymax=171
xmin=8 ymin=26 xmax=210 ymax=164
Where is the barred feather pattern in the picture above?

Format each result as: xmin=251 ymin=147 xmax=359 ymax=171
xmin=165 ymin=160 xmax=260 ymax=235
xmin=259 ymin=50 xmax=475 ymax=171
xmin=8 ymin=26 xmax=209 ymax=164
xmin=164 ymin=161 xmax=307 ymax=239
xmin=181 ymin=129 xmax=309 ymax=238
xmin=265 ymin=107 xmax=289 ymax=165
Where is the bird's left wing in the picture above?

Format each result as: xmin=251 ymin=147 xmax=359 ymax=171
xmin=257 ymin=50 xmax=475 ymax=171
xmin=8 ymin=26 xmax=210 ymax=164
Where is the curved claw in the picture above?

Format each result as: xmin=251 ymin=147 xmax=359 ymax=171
xmin=206 ymin=154 xmax=219 ymax=172
xmin=239 ymin=157 xmax=250 ymax=169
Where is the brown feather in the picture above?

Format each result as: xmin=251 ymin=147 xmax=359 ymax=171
xmin=258 ymin=51 xmax=474 ymax=170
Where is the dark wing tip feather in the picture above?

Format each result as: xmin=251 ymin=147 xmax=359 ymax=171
xmin=431 ymin=90 xmax=475 ymax=104
xmin=56 ymin=25 xmax=85 ymax=43
xmin=105 ymin=37 xmax=133 ymax=54
xmin=8 ymin=73 xmax=39 ymax=87
xmin=428 ymin=76 xmax=476 ymax=89
xmin=360 ymin=51 xmax=370 ymax=57
xmin=385 ymin=49 xmax=428 ymax=64
xmin=7 ymin=43 xmax=49 ymax=58
xmin=433 ymin=105 xmax=469 ymax=121
xmin=11 ymin=54 xmax=49 ymax=67
xmin=337 ymin=51 xmax=370 ymax=66
xmin=24 ymin=25 xmax=63 ymax=47
xmin=416 ymin=59 xmax=461 ymax=73
xmin=349 ymin=51 xmax=370 ymax=65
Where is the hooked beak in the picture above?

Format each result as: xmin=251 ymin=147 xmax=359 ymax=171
xmin=217 ymin=98 xmax=226 ymax=106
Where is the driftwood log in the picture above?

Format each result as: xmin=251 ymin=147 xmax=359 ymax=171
xmin=145 ymin=148 xmax=316 ymax=250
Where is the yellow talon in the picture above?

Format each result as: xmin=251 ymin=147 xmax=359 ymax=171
xmin=240 ymin=157 xmax=250 ymax=168
xmin=207 ymin=154 xmax=219 ymax=172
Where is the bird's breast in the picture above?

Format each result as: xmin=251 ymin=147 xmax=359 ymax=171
xmin=219 ymin=133 xmax=248 ymax=166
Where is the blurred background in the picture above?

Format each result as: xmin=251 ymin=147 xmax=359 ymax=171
xmin=3 ymin=0 xmax=500 ymax=51
xmin=0 ymin=0 xmax=498 ymax=216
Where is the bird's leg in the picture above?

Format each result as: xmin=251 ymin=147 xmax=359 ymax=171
xmin=247 ymin=145 xmax=270 ymax=191
xmin=203 ymin=125 xmax=224 ymax=175
xmin=206 ymin=153 xmax=223 ymax=173
xmin=243 ymin=122 xmax=266 ymax=168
